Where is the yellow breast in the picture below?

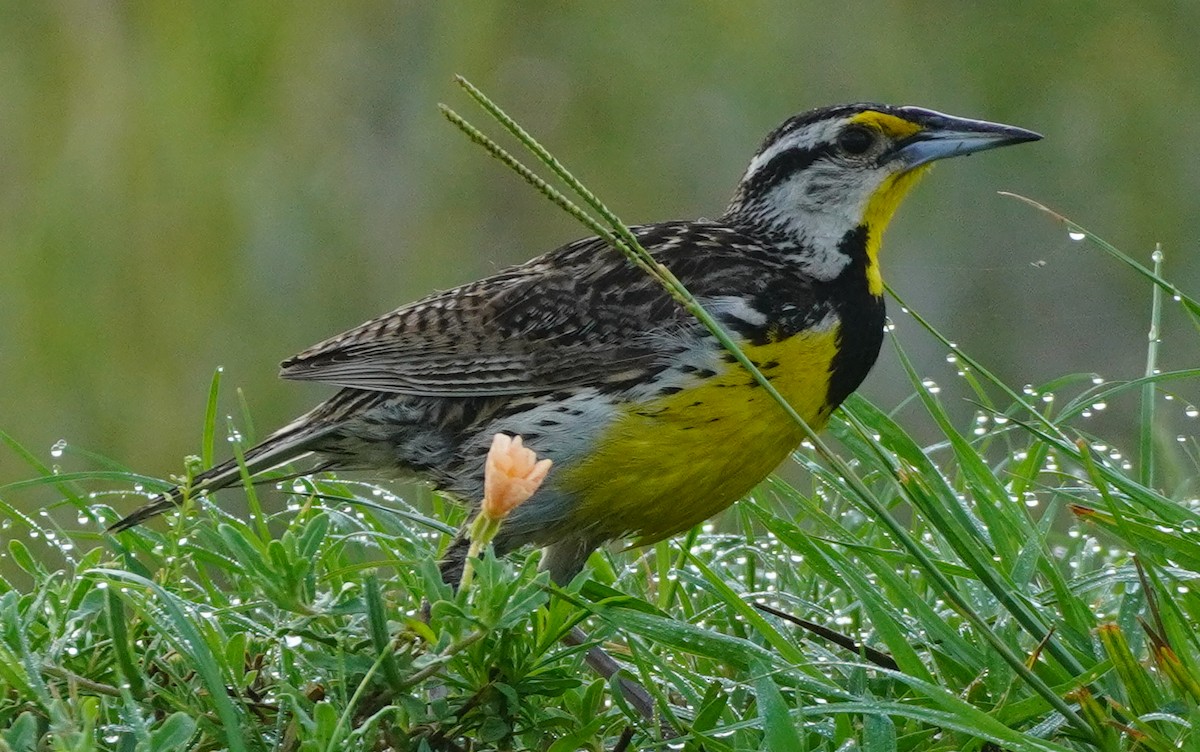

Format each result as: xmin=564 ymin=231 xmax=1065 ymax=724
xmin=557 ymin=322 xmax=841 ymax=544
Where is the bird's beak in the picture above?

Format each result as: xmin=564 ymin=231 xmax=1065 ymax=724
xmin=885 ymin=109 xmax=1042 ymax=170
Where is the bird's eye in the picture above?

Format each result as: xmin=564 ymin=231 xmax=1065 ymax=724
xmin=836 ymin=125 xmax=876 ymax=156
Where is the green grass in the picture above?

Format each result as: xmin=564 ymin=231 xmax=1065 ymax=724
xmin=2 ymin=84 xmax=1199 ymax=750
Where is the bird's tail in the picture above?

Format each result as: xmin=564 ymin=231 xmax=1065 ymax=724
xmin=108 ymin=417 xmax=334 ymax=533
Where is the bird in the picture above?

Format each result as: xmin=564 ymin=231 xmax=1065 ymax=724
xmin=112 ymin=103 xmax=1041 ymax=583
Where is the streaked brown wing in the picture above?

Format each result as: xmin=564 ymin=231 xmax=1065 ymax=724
xmin=278 ymin=222 xmax=806 ymax=398
xmin=278 ymin=234 xmax=684 ymax=397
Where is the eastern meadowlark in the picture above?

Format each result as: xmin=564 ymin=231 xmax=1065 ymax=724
xmin=113 ymin=103 xmax=1041 ymax=582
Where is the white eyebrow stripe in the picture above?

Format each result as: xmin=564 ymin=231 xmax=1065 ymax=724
xmin=742 ymin=118 xmax=845 ymax=182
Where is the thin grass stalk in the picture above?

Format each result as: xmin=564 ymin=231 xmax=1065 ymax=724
xmin=1140 ymin=244 xmax=1164 ymax=487
xmin=998 ymin=192 xmax=1200 ymax=324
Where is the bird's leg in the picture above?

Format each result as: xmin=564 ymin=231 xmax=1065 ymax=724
xmin=563 ymin=626 xmax=659 ymax=724
xmin=434 ymin=534 xmax=673 ymax=735
xmin=543 ymin=538 xmax=675 ymax=737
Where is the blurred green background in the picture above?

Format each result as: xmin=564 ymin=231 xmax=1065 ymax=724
xmin=2 ymin=2 xmax=1198 ymax=490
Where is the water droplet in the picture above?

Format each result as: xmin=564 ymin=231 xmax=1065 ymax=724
xmin=921 ymin=378 xmax=940 ymax=394
xmin=1186 ymin=405 xmax=1198 ymax=418
xmin=1068 ymin=230 xmax=1086 ymax=241
xmin=284 ymin=634 xmax=303 ymax=648
xmin=1152 ymin=248 xmax=1164 ymax=263
xmin=50 ymin=439 xmax=66 ymax=458
xmin=1092 ymin=402 xmax=1107 ymax=411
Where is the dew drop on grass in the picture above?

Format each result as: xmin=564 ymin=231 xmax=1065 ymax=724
xmin=1186 ymin=405 xmax=1198 ymax=418
xmin=1068 ymin=230 xmax=1086 ymax=241
xmin=1092 ymin=402 xmax=1107 ymax=411
xmin=921 ymin=378 xmax=940 ymax=394
xmin=50 ymin=439 xmax=66 ymax=458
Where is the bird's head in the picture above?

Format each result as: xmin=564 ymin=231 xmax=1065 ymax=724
xmin=723 ymin=103 xmax=1041 ymax=293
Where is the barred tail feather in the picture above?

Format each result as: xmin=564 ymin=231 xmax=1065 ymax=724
xmin=108 ymin=420 xmax=333 ymax=533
